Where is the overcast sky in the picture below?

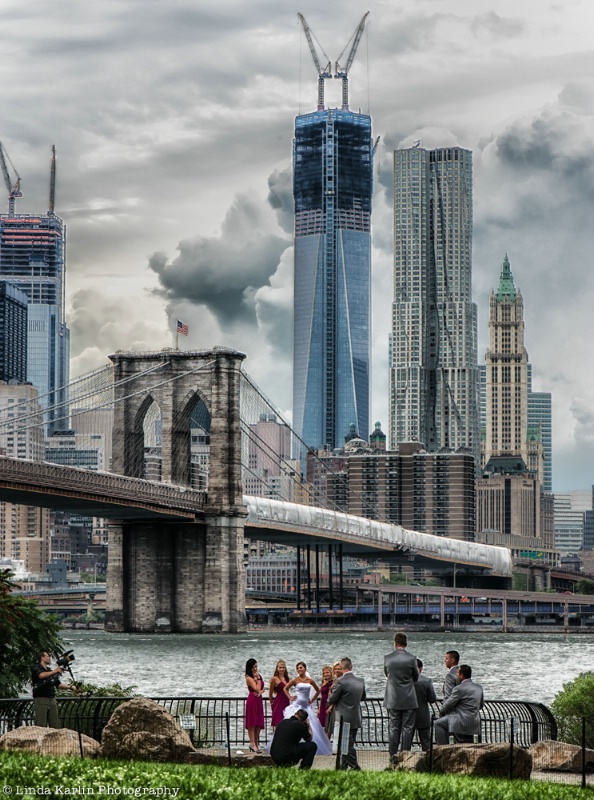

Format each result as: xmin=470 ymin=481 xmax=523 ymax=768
xmin=1 ymin=0 xmax=593 ymax=491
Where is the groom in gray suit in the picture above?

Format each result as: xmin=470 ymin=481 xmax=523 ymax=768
xmin=384 ymin=632 xmax=419 ymax=758
xmin=327 ymin=657 xmax=366 ymax=770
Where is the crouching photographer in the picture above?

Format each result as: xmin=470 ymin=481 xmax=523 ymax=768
xmin=32 ymin=650 xmax=78 ymax=728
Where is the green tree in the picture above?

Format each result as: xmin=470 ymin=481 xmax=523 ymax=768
xmin=576 ymin=578 xmax=594 ymax=595
xmin=551 ymin=671 xmax=594 ymax=747
xmin=0 ymin=569 xmax=64 ymax=697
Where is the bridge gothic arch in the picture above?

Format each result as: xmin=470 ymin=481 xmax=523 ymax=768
xmin=106 ymin=348 xmax=247 ymax=634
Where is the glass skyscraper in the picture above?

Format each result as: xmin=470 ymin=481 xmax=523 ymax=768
xmin=0 ymin=281 xmax=28 ymax=383
xmin=293 ymin=108 xmax=373 ymax=451
xmin=390 ymin=146 xmax=479 ymax=463
xmin=0 ymin=212 xmax=70 ymax=431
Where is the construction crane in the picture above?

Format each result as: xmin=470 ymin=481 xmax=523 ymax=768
xmin=49 ymin=145 xmax=56 ymax=214
xmin=0 ymin=141 xmax=22 ymax=216
xmin=334 ymin=12 xmax=369 ymax=110
xmin=298 ymin=13 xmax=333 ymax=111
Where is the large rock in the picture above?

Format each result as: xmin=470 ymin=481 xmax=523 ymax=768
xmin=99 ymin=697 xmax=195 ymax=763
xmin=0 ymin=726 xmax=99 ymax=758
xmin=529 ymin=740 xmax=594 ymax=772
xmin=394 ymin=743 xmax=532 ymax=779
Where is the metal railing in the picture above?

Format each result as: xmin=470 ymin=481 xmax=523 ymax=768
xmin=0 ymin=696 xmax=556 ymax=748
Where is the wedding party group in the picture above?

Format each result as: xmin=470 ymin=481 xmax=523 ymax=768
xmin=244 ymin=633 xmax=484 ymax=770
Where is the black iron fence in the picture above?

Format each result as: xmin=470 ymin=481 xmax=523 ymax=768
xmin=3 ymin=696 xmax=594 ymax=786
xmin=0 ymin=695 xmax=556 ymax=748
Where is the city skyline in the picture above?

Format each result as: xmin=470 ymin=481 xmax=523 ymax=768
xmin=0 ymin=1 xmax=592 ymax=490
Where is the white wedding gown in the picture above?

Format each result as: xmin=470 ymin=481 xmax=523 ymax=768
xmin=283 ymin=682 xmax=332 ymax=755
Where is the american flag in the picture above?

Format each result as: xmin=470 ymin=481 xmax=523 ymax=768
xmin=177 ymin=319 xmax=189 ymax=336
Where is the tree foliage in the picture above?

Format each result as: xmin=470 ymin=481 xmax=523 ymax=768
xmin=575 ymin=578 xmax=594 ymax=595
xmin=0 ymin=569 xmax=64 ymax=697
xmin=551 ymin=671 xmax=594 ymax=747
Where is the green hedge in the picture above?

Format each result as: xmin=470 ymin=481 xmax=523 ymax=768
xmin=0 ymin=753 xmax=592 ymax=800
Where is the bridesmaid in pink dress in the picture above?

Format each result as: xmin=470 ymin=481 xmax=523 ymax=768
xmin=317 ymin=664 xmax=333 ymax=728
xmin=245 ymin=658 xmax=264 ymax=753
xmin=269 ymin=660 xmax=291 ymax=729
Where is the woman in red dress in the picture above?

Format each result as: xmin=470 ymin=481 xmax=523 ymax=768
xmin=269 ymin=660 xmax=291 ymax=729
xmin=245 ymin=658 xmax=264 ymax=753
xmin=317 ymin=664 xmax=333 ymax=728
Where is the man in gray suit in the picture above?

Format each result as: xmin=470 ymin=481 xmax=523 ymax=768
xmin=434 ymin=664 xmax=484 ymax=744
xmin=443 ymin=650 xmax=460 ymax=699
xmin=413 ymin=658 xmax=437 ymax=752
xmin=327 ymin=657 xmax=366 ymax=770
xmin=383 ymin=632 xmax=419 ymax=758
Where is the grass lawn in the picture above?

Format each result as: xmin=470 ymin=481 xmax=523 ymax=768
xmin=1 ymin=752 xmax=593 ymax=800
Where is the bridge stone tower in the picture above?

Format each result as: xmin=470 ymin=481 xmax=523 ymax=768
xmin=105 ymin=347 xmax=247 ymax=633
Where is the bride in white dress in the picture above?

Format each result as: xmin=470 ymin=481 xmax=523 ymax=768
xmin=282 ymin=662 xmax=332 ymax=755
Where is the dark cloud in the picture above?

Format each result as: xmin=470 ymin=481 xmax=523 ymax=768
xmin=149 ymin=191 xmax=290 ymax=328
xmin=267 ymin=167 xmax=293 ymax=234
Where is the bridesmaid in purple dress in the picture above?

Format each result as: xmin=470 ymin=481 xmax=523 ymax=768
xmin=245 ymin=658 xmax=265 ymax=753
xmin=269 ymin=660 xmax=291 ymax=729
xmin=317 ymin=665 xmax=333 ymax=728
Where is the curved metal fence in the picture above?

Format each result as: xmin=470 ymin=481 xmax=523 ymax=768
xmin=0 ymin=696 xmax=556 ymax=749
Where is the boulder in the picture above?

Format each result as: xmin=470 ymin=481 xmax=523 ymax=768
xmin=99 ymin=697 xmax=195 ymax=762
xmin=394 ymin=743 xmax=532 ymax=779
xmin=529 ymin=740 xmax=594 ymax=773
xmin=0 ymin=726 xmax=99 ymax=758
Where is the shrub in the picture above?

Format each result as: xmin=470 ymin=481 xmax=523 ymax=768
xmin=551 ymin=671 xmax=594 ymax=747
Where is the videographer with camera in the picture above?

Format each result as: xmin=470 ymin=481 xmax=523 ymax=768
xmin=32 ymin=651 xmax=78 ymax=728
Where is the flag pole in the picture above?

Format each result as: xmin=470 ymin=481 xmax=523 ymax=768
xmin=176 ymin=328 xmax=179 ymax=350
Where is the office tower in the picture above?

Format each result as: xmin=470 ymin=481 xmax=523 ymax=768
xmin=390 ymin=146 xmax=479 ymax=463
xmin=480 ymin=366 xmax=553 ymax=492
xmin=244 ymin=414 xmax=299 ymax=500
xmin=292 ymin=108 xmax=373 ymax=451
xmin=0 ymin=383 xmax=49 ymax=573
xmin=554 ymin=490 xmax=593 ymax=553
xmin=0 ymin=281 xmax=28 ymax=382
xmin=0 ymin=196 xmax=70 ymax=432
xmin=483 ymin=255 xmax=531 ymax=469
xmin=527 ymin=378 xmax=552 ymax=492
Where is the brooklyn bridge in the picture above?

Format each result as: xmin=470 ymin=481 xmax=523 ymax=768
xmin=0 ymin=348 xmax=512 ymax=633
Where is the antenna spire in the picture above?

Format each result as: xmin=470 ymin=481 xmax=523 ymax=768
xmin=49 ymin=145 xmax=56 ymax=214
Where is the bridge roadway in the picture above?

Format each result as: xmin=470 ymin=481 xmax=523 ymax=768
xmin=0 ymin=455 xmax=512 ymax=576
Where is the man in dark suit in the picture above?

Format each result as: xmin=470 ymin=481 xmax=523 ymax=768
xmin=383 ymin=632 xmax=419 ymax=758
xmin=443 ymin=650 xmax=460 ymax=699
xmin=413 ymin=658 xmax=437 ymax=751
xmin=270 ymin=710 xmax=317 ymax=769
xmin=435 ymin=664 xmax=484 ymax=744
xmin=327 ymin=657 xmax=366 ymax=770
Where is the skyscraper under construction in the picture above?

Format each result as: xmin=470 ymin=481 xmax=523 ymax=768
xmin=390 ymin=145 xmax=479 ymax=463
xmin=293 ymin=15 xmax=373 ymax=451
xmin=0 ymin=144 xmax=69 ymax=431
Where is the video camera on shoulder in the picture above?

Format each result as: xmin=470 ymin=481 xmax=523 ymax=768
xmin=56 ymin=650 xmax=75 ymax=670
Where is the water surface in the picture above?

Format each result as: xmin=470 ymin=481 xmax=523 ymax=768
xmin=61 ymin=629 xmax=593 ymax=705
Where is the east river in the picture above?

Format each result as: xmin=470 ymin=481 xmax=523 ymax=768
xmin=60 ymin=629 xmax=594 ymax=706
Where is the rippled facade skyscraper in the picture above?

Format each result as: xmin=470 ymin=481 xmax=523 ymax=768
xmin=390 ymin=145 xmax=479 ymax=464
xmin=292 ymin=108 xmax=373 ymax=451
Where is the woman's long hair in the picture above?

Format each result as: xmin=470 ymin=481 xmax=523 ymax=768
xmin=245 ymin=658 xmax=258 ymax=677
